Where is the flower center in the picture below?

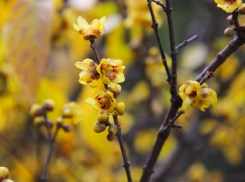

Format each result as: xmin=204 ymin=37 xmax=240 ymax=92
xmin=189 ymin=91 xmax=197 ymax=98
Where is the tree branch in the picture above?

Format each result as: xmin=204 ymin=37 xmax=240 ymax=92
xmin=147 ymin=0 xmax=171 ymax=83
xmin=199 ymin=71 xmax=214 ymax=85
xmin=175 ymin=35 xmax=199 ymax=51
xmin=113 ymin=116 xmax=132 ymax=182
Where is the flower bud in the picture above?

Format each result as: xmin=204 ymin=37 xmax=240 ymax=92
xmin=97 ymin=111 xmax=108 ymax=122
xmin=56 ymin=117 xmax=63 ymax=127
xmin=238 ymin=3 xmax=245 ymax=14
xmin=42 ymin=99 xmax=56 ymax=111
xmin=62 ymin=108 xmax=73 ymax=118
xmin=0 ymin=167 xmax=9 ymax=180
xmin=226 ymin=15 xmax=234 ymax=25
xmin=47 ymin=120 xmax=54 ymax=129
xmin=93 ymin=121 xmax=106 ymax=133
xmin=114 ymin=102 xmax=126 ymax=115
xmin=224 ymin=28 xmax=234 ymax=37
xmin=2 ymin=180 xmax=14 ymax=182
xmin=62 ymin=124 xmax=72 ymax=132
xmin=30 ymin=104 xmax=43 ymax=117
xmin=33 ymin=116 xmax=45 ymax=127
xmin=107 ymin=133 xmax=115 ymax=142
xmin=108 ymin=124 xmax=118 ymax=136
xmin=109 ymin=84 xmax=121 ymax=98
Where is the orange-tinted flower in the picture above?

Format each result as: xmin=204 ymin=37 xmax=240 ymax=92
xmin=73 ymin=16 xmax=107 ymax=40
xmin=96 ymin=58 xmax=125 ymax=90
xmin=75 ymin=59 xmax=100 ymax=88
xmin=85 ymin=90 xmax=117 ymax=114
xmin=214 ymin=0 xmax=242 ymax=13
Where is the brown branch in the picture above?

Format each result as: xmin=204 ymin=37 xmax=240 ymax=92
xmin=232 ymin=10 xmax=243 ymax=37
xmin=89 ymin=37 xmax=132 ymax=182
xmin=113 ymin=116 xmax=132 ymax=182
xmin=175 ymin=35 xmax=199 ymax=51
xmin=151 ymin=0 xmax=166 ymax=11
xmin=41 ymin=112 xmax=60 ymax=182
xmin=140 ymin=2 xmax=245 ymax=182
xmin=147 ymin=0 xmax=171 ymax=83
xmin=199 ymin=71 xmax=214 ymax=85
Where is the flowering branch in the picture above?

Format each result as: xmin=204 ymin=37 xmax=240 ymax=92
xmin=140 ymin=1 xmax=245 ymax=182
xmin=147 ymin=0 xmax=171 ymax=83
xmin=88 ymin=38 xmax=132 ymax=182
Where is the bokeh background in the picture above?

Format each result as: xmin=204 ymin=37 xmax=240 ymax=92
xmin=1 ymin=0 xmax=245 ymax=181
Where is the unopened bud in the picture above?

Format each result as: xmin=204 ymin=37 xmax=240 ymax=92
xmin=109 ymin=84 xmax=121 ymax=98
xmin=0 ymin=167 xmax=9 ymax=180
xmin=93 ymin=121 xmax=106 ymax=133
xmin=224 ymin=28 xmax=234 ymax=37
xmin=226 ymin=15 xmax=234 ymax=25
xmin=30 ymin=104 xmax=43 ymax=117
xmin=97 ymin=111 xmax=108 ymax=122
xmin=107 ymin=134 xmax=115 ymax=142
xmin=56 ymin=117 xmax=63 ymax=127
xmin=42 ymin=99 xmax=55 ymax=111
xmin=238 ymin=3 xmax=245 ymax=14
xmin=33 ymin=116 xmax=45 ymax=127
xmin=47 ymin=120 xmax=54 ymax=129
xmin=2 ymin=180 xmax=14 ymax=182
xmin=108 ymin=124 xmax=118 ymax=136
xmin=63 ymin=108 xmax=73 ymax=118
xmin=62 ymin=124 xmax=72 ymax=132
xmin=114 ymin=102 xmax=126 ymax=115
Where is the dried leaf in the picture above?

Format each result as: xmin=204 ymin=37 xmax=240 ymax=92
xmin=2 ymin=0 xmax=54 ymax=105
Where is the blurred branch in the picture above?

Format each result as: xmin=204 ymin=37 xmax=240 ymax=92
xmin=232 ymin=10 xmax=243 ymax=37
xmin=151 ymin=0 xmax=166 ymax=11
xmin=147 ymin=0 xmax=171 ymax=83
xmin=89 ymin=37 xmax=101 ymax=65
xmin=175 ymin=35 xmax=199 ymax=52
xmin=41 ymin=111 xmax=60 ymax=182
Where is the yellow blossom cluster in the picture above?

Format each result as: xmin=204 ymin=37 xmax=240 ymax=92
xmin=179 ymin=81 xmax=217 ymax=111
xmin=73 ymin=16 xmax=126 ymax=139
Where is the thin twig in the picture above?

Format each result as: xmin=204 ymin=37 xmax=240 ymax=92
xmin=89 ymin=37 xmax=132 ymax=182
xmin=199 ymin=71 xmax=214 ymax=85
xmin=113 ymin=116 xmax=132 ymax=182
xmin=41 ymin=112 xmax=60 ymax=182
xmin=175 ymin=35 xmax=199 ymax=51
xmin=151 ymin=0 xmax=166 ymax=11
xmin=163 ymin=110 xmax=184 ymax=130
xmin=147 ymin=0 xmax=171 ymax=83
xmin=232 ymin=10 xmax=243 ymax=37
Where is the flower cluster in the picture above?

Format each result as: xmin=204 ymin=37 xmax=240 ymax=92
xmin=0 ymin=167 xmax=14 ymax=182
xmin=74 ymin=17 xmax=126 ymax=140
xmin=179 ymin=81 xmax=217 ymax=111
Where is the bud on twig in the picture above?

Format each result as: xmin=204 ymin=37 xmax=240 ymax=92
xmin=107 ymin=133 xmax=115 ymax=142
xmin=224 ymin=28 xmax=234 ymax=37
xmin=33 ymin=116 xmax=45 ymax=127
xmin=97 ymin=111 xmax=108 ymax=122
xmin=93 ymin=121 xmax=106 ymax=133
xmin=30 ymin=104 xmax=43 ymax=117
xmin=226 ymin=15 xmax=234 ymax=25
xmin=0 ymin=167 xmax=9 ymax=181
xmin=42 ymin=99 xmax=56 ymax=111
xmin=56 ymin=117 xmax=63 ymax=127
xmin=114 ymin=102 xmax=126 ymax=115
xmin=62 ymin=124 xmax=72 ymax=132
xmin=108 ymin=124 xmax=118 ymax=136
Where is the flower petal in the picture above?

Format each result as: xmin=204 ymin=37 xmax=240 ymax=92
xmin=73 ymin=23 xmax=80 ymax=31
xmin=90 ymin=19 xmax=101 ymax=30
xmin=77 ymin=16 xmax=89 ymax=28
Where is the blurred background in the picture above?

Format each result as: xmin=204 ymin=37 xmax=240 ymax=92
xmin=1 ymin=0 xmax=245 ymax=181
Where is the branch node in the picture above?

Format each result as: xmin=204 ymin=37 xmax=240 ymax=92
xmin=199 ymin=71 xmax=214 ymax=85
xmin=143 ymin=165 xmax=154 ymax=174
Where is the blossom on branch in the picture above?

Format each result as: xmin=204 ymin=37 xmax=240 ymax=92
xmin=73 ymin=16 xmax=107 ymax=40
xmin=179 ymin=81 xmax=217 ymax=111
xmin=85 ymin=90 xmax=117 ymax=114
xmin=214 ymin=0 xmax=242 ymax=13
xmin=75 ymin=59 xmax=100 ymax=88
xmin=96 ymin=58 xmax=125 ymax=90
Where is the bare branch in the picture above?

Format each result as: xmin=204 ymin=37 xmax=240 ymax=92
xmin=176 ymin=35 xmax=199 ymax=51
xmin=199 ymin=71 xmax=214 ymax=85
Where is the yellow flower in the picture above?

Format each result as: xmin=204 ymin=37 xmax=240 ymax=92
xmin=196 ymin=84 xmax=218 ymax=111
xmin=73 ymin=16 xmax=107 ymax=40
xmin=214 ymin=0 xmax=242 ymax=13
xmin=179 ymin=81 xmax=218 ymax=111
xmin=179 ymin=81 xmax=203 ymax=110
xmin=75 ymin=59 xmax=100 ymax=88
xmin=85 ymin=90 xmax=117 ymax=114
xmin=96 ymin=58 xmax=125 ymax=90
